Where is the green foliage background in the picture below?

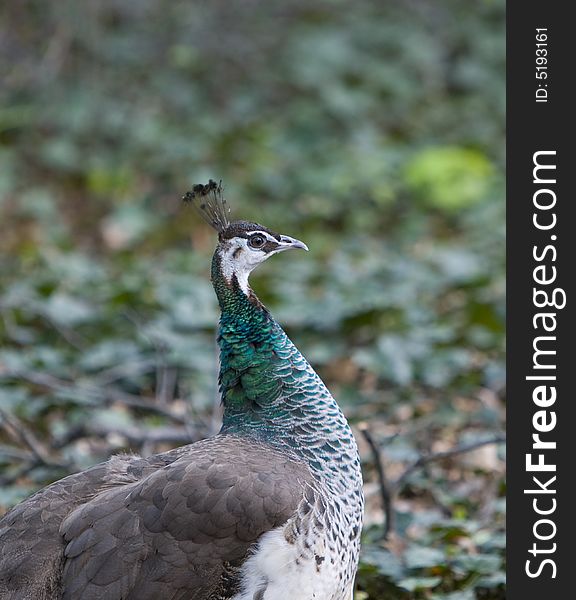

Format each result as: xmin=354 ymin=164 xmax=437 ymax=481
xmin=0 ymin=1 xmax=505 ymax=598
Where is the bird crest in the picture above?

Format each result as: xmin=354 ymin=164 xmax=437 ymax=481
xmin=183 ymin=179 xmax=230 ymax=234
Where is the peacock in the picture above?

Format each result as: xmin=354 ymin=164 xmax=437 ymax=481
xmin=0 ymin=181 xmax=364 ymax=600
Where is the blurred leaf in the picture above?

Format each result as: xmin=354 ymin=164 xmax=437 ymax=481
xmin=405 ymin=146 xmax=493 ymax=212
xmin=404 ymin=546 xmax=446 ymax=569
xmin=43 ymin=293 xmax=94 ymax=325
xmin=399 ymin=576 xmax=442 ymax=592
xmin=360 ymin=546 xmax=405 ymax=580
xmin=430 ymin=591 xmax=477 ymax=600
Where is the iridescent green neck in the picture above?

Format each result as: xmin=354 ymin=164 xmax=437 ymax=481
xmin=212 ymin=250 xmax=361 ymax=489
xmin=212 ymin=251 xmax=282 ymax=435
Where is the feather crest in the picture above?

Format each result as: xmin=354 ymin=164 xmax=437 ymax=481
xmin=183 ymin=179 xmax=230 ymax=233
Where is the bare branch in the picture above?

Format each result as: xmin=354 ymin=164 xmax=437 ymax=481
xmin=0 ymin=408 xmax=54 ymax=465
xmin=2 ymin=369 xmax=188 ymax=424
xmin=0 ymin=460 xmax=42 ymax=487
xmin=0 ymin=409 xmax=74 ymax=485
xmin=359 ymin=425 xmax=395 ymax=540
xmin=359 ymin=429 xmax=506 ymax=538
xmin=394 ymin=434 xmax=506 ymax=489
xmin=53 ymin=423 xmax=199 ymax=449
xmin=94 ymin=358 xmax=158 ymax=385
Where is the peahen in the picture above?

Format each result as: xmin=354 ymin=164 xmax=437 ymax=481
xmin=0 ymin=181 xmax=364 ymax=600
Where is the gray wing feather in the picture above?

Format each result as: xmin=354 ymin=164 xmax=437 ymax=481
xmin=0 ymin=435 xmax=312 ymax=600
xmin=0 ymin=448 xmax=189 ymax=599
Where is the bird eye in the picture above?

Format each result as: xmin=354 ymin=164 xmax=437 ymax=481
xmin=248 ymin=234 xmax=266 ymax=248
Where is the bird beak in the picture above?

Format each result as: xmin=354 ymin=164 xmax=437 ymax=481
xmin=278 ymin=235 xmax=309 ymax=252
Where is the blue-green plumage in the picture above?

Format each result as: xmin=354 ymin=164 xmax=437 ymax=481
xmin=211 ymin=235 xmax=362 ymax=487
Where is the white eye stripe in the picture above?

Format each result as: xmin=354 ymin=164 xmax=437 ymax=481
xmin=249 ymin=231 xmax=276 ymax=242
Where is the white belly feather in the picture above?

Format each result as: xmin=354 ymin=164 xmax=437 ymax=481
xmin=232 ymin=526 xmax=353 ymax=600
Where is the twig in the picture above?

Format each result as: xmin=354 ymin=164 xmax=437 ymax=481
xmin=393 ymin=434 xmax=506 ymax=489
xmin=359 ymin=428 xmax=506 ymax=538
xmin=2 ymin=369 xmax=188 ymax=424
xmin=89 ymin=358 xmax=157 ymax=385
xmin=0 ymin=409 xmax=74 ymax=484
xmin=43 ymin=315 xmax=86 ymax=350
xmin=157 ymin=363 xmax=178 ymax=407
xmin=53 ymin=423 xmax=197 ymax=449
xmin=106 ymin=390 xmax=187 ymax=423
xmin=0 ymin=460 xmax=42 ymax=487
xmin=0 ymin=444 xmax=35 ymax=462
xmin=358 ymin=425 xmax=395 ymax=540
xmin=0 ymin=408 xmax=54 ymax=465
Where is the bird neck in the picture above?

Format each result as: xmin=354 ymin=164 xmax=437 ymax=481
xmin=212 ymin=249 xmax=285 ymax=429
xmin=211 ymin=248 xmax=262 ymax=313
xmin=212 ymin=251 xmax=361 ymax=485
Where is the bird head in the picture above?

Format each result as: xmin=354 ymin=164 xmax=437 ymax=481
xmin=183 ymin=180 xmax=308 ymax=294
